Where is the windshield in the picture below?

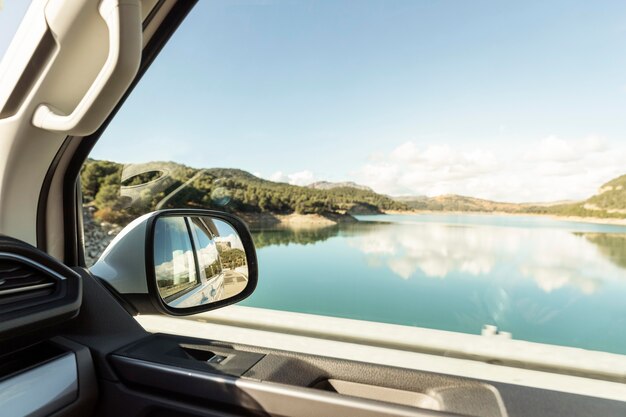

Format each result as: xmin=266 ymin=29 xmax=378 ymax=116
xmin=83 ymin=0 xmax=626 ymax=355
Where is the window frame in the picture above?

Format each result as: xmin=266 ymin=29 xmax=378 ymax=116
xmin=44 ymin=0 xmax=198 ymax=266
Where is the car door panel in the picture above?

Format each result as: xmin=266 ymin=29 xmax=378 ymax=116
xmin=56 ymin=268 xmax=626 ymax=417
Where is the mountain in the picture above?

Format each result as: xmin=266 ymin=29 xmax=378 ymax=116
xmin=393 ymin=195 xmax=428 ymax=202
xmin=81 ymin=159 xmax=406 ymax=224
xmin=394 ymin=194 xmax=528 ymax=213
xmin=308 ymin=181 xmax=373 ymax=192
xmin=392 ymin=174 xmax=626 ymax=219
xmin=81 ymin=159 xmax=626 ymax=223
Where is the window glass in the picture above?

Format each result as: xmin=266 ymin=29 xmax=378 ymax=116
xmin=83 ymin=1 xmax=626 ymax=356
xmin=0 ymin=0 xmax=35 ymax=62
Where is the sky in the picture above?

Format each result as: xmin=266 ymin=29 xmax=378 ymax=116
xmin=0 ymin=1 xmax=31 ymax=49
xmin=3 ymin=0 xmax=626 ymax=202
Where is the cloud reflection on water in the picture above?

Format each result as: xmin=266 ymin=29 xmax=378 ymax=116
xmin=348 ymin=222 xmax=625 ymax=294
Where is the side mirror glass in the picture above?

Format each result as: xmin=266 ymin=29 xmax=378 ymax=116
xmin=90 ymin=209 xmax=257 ymax=315
xmin=153 ymin=216 xmax=249 ymax=309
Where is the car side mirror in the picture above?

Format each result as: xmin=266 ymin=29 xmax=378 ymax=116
xmin=90 ymin=209 xmax=258 ymax=315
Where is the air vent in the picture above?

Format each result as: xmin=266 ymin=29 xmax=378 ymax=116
xmin=0 ymin=237 xmax=81 ymax=341
xmin=0 ymin=256 xmax=57 ymax=307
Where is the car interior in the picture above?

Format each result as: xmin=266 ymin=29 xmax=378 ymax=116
xmin=1 ymin=1 xmax=625 ymax=416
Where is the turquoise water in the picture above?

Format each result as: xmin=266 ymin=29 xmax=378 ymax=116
xmin=240 ymin=214 xmax=626 ymax=354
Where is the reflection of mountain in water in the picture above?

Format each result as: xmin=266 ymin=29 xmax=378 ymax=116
xmin=577 ymin=233 xmax=626 ymax=270
xmin=252 ymin=223 xmax=387 ymax=249
xmin=252 ymin=226 xmax=341 ymax=249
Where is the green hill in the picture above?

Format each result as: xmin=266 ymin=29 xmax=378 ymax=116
xmin=80 ymin=159 xmax=406 ymax=224
xmin=584 ymin=174 xmax=626 ymax=213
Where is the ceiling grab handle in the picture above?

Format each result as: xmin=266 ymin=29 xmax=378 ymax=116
xmin=32 ymin=0 xmax=141 ymax=135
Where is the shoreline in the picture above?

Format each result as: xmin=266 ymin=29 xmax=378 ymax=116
xmin=238 ymin=209 xmax=626 ymax=228
xmin=382 ymin=209 xmax=626 ymax=227
xmin=236 ymin=211 xmax=358 ymax=229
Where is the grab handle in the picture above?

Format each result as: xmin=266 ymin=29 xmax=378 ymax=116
xmin=32 ymin=0 xmax=141 ymax=135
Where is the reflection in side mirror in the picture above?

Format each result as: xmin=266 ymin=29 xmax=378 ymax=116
xmin=89 ymin=209 xmax=257 ymax=316
xmin=153 ymin=216 xmax=249 ymax=309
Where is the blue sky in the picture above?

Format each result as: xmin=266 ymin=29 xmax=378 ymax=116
xmin=0 ymin=1 xmax=31 ymax=49
xmin=3 ymin=0 xmax=626 ymax=201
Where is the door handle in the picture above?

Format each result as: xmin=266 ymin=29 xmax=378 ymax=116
xmin=32 ymin=0 xmax=141 ymax=135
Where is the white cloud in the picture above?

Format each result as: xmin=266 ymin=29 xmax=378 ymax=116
xmin=269 ymin=171 xmax=286 ymax=182
xmin=268 ymin=170 xmax=316 ymax=186
xmin=288 ymin=170 xmax=316 ymax=186
xmin=525 ymin=135 xmax=581 ymax=162
xmin=353 ymin=136 xmax=626 ymax=202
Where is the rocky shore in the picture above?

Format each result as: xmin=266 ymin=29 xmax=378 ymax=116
xmin=83 ymin=207 xmax=122 ymax=266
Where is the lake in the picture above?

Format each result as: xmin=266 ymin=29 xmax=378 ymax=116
xmin=240 ymin=213 xmax=626 ymax=355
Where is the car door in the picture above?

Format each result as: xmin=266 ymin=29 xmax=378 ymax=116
xmin=1 ymin=1 xmax=626 ymax=417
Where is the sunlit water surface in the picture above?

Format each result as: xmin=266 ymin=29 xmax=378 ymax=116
xmin=240 ymin=214 xmax=626 ymax=354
